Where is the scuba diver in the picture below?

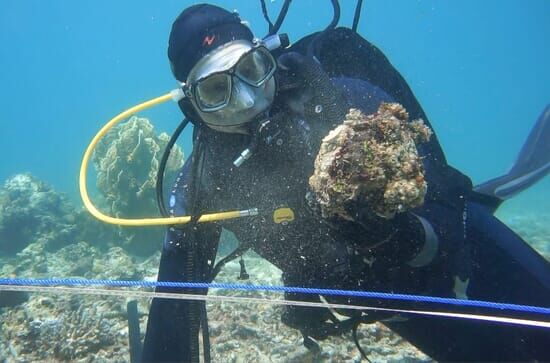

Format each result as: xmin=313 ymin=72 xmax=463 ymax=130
xmin=141 ymin=2 xmax=550 ymax=362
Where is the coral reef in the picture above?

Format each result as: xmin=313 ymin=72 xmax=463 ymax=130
xmin=0 ymin=219 xmax=429 ymax=361
xmin=0 ymin=243 xmax=430 ymax=362
xmin=92 ymin=116 xmax=184 ymax=256
xmin=1 ymin=239 xmax=150 ymax=283
xmin=0 ymin=172 xmax=121 ymax=256
xmin=1 ymin=293 xmax=128 ymax=362
xmin=309 ymin=103 xmax=432 ymax=220
xmin=0 ymin=125 xmax=187 ymax=258
xmin=0 ymin=239 xmax=154 ymax=362
xmin=0 ymin=174 xmax=78 ymax=254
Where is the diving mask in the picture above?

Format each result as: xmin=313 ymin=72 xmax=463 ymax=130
xmin=184 ymin=40 xmax=277 ymax=128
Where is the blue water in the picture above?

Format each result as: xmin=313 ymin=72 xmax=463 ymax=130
xmin=0 ymin=0 xmax=549 ymax=213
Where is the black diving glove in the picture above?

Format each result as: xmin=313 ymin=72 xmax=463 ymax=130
xmin=307 ymin=191 xmax=426 ymax=265
xmin=277 ymin=51 xmax=348 ymax=129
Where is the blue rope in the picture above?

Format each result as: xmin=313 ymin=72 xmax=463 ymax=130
xmin=1 ymin=277 xmax=549 ymax=316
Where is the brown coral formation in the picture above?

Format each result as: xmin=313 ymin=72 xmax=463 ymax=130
xmin=92 ymin=116 xmax=184 ymax=255
xmin=93 ymin=116 xmax=184 ymax=216
xmin=309 ymin=103 xmax=432 ymax=220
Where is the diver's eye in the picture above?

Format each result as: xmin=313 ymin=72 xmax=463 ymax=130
xmin=236 ymin=48 xmax=275 ymax=86
xmin=195 ymin=73 xmax=231 ymax=109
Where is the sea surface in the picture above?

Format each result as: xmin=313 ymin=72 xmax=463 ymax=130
xmin=0 ymin=1 xmax=548 ymax=362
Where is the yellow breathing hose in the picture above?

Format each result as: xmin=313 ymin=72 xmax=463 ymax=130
xmin=79 ymin=92 xmax=258 ymax=227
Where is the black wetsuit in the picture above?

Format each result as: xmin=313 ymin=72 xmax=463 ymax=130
xmin=142 ymin=29 xmax=550 ymax=362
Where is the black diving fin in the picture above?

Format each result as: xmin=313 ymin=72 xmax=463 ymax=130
xmin=474 ymin=104 xmax=550 ymax=201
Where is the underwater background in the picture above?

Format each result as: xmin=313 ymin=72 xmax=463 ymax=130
xmin=0 ymin=0 xmax=550 ymax=211
xmin=1 ymin=0 xmax=549 ymax=213
xmin=0 ymin=1 xmax=549 ymax=362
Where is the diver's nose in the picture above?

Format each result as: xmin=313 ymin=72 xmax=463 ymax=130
xmin=233 ymin=81 xmax=255 ymax=109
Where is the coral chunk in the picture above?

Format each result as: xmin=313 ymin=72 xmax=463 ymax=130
xmin=309 ymin=103 xmax=432 ymax=220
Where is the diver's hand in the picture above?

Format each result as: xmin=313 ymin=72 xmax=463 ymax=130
xmin=277 ymin=52 xmax=347 ymax=126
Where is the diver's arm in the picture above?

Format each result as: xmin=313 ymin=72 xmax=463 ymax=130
xmin=277 ymin=52 xmax=440 ymax=269
xmin=324 ymin=77 xmax=442 ymax=267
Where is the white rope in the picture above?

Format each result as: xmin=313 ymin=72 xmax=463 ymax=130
xmin=1 ymin=284 xmax=549 ymax=328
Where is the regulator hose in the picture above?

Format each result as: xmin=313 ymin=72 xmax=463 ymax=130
xmin=156 ymin=118 xmax=190 ymax=218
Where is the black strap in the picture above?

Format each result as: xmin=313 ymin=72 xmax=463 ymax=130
xmin=302 ymin=334 xmax=321 ymax=354
xmin=211 ymin=244 xmax=250 ymax=280
xmin=352 ymin=0 xmax=364 ymax=33
xmin=268 ymin=0 xmax=293 ymax=36
xmin=259 ymin=0 xmax=274 ymax=33
xmin=200 ymin=303 xmax=211 ymax=363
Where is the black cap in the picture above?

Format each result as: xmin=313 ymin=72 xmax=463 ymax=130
xmin=168 ymin=4 xmax=254 ymax=82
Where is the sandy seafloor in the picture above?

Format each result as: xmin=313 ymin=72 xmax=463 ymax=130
xmin=0 ymin=210 xmax=548 ymax=362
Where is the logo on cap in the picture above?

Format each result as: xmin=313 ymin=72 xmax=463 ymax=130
xmin=203 ymin=35 xmax=216 ymax=47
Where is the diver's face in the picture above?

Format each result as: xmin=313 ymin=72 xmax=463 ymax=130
xmin=186 ymin=40 xmax=276 ymax=133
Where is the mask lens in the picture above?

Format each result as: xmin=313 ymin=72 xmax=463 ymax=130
xmin=195 ymin=73 xmax=231 ymax=111
xmin=236 ymin=48 xmax=276 ymax=86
